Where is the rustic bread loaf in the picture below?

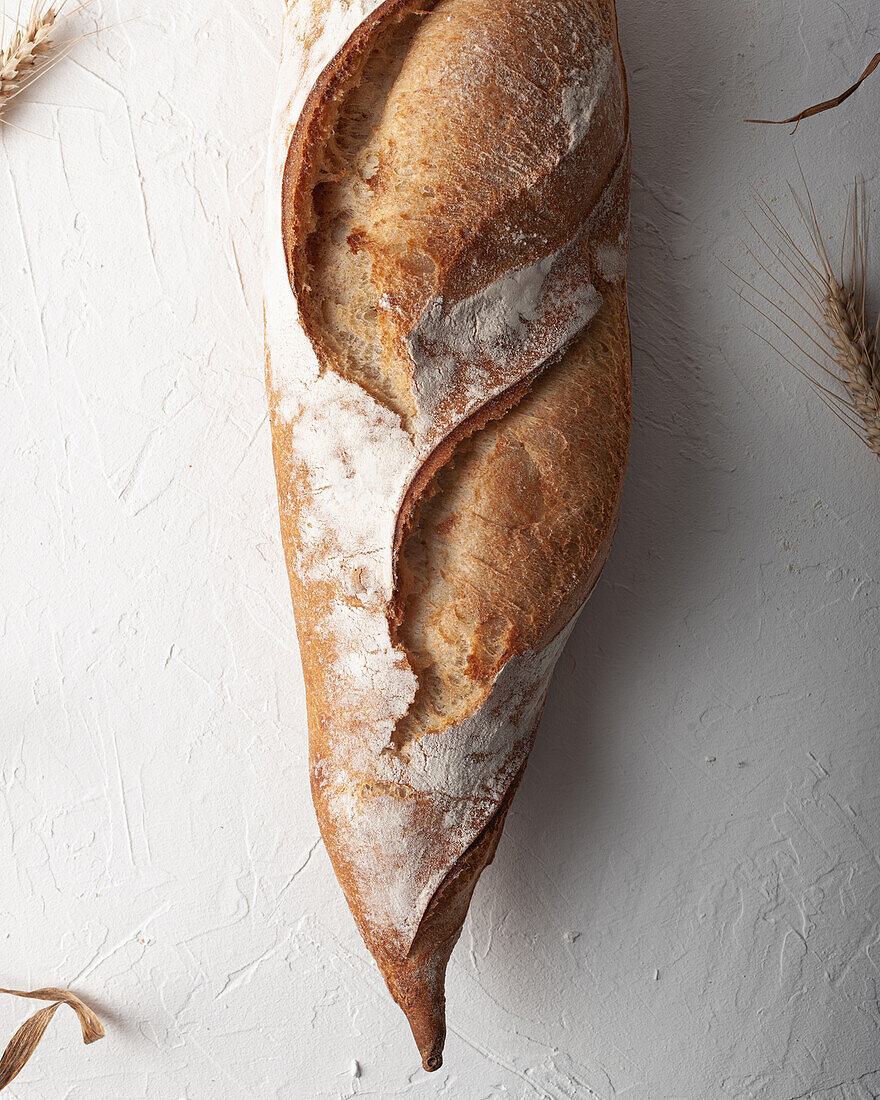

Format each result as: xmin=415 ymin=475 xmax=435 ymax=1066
xmin=264 ymin=0 xmax=631 ymax=1069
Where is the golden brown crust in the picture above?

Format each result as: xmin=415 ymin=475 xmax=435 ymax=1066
xmin=266 ymin=0 xmax=631 ymax=1069
xmin=393 ymin=281 xmax=631 ymax=746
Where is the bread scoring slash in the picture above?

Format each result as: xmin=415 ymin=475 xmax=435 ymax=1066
xmin=264 ymin=0 xmax=631 ymax=1070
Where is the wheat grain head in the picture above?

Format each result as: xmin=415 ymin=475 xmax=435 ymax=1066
xmin=0 ymin=3 xmax=58 ymax=118
xmin=737 ymin=175 xmax=880 ymax=460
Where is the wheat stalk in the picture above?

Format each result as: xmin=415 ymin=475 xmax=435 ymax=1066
xmin=733 ymin=173 xmax=880 ymax=459
xmin=0 ymin=3 xmax=58 ymax=119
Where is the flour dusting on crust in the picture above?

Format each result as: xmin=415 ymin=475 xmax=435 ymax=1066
xmin=317 ymin=616 xmax=580 ymax=951
xmin=408 ymin=235 xmax=602 ymax=444
xmin=265 ymin=0 xmax=626 ymax=949
xmin=279 ymin=372 xmax=414 ymax=602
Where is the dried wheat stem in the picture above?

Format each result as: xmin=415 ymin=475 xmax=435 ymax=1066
xmin=0 ymin=5 xmax=58 ymax=118
xmin=823 ymin=276 xmax=880 ymax=454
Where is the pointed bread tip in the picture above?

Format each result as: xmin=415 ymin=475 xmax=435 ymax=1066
xmin=377 ymin=951 xmax=448 ymax=1072
xmin=372 ymin=771 xmax=525 ymax=1071
xmin=408 ymin=997 xmax=445 ymax=1072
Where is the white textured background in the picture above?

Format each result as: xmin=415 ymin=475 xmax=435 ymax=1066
xmin=2 ymin=0 xmax=879 ymax=1096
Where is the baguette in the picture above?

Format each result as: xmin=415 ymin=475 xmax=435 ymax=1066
xmin=264 ymin=0 xmax=631 ymax=1069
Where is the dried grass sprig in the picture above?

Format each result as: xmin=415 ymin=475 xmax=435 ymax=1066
xmin=0 ymin=986 xmax=105 ymax=1091
xmin=733 ymin=172 xmax=880 ymax=458
xmin=747 ymin=53 xmax=880 ymax=133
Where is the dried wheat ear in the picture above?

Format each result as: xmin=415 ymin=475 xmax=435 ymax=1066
xmin=0 ymin=1 xmax=93 ymax=124
xmin=735 ymin=177 xmax=880 ymax=459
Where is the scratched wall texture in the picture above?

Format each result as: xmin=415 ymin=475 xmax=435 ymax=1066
xmin=1 ymin=0 xmax=879 ymax=1097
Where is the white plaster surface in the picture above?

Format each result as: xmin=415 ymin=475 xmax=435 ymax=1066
xmin=1 ymin=1 xmax=879 ymax=1097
